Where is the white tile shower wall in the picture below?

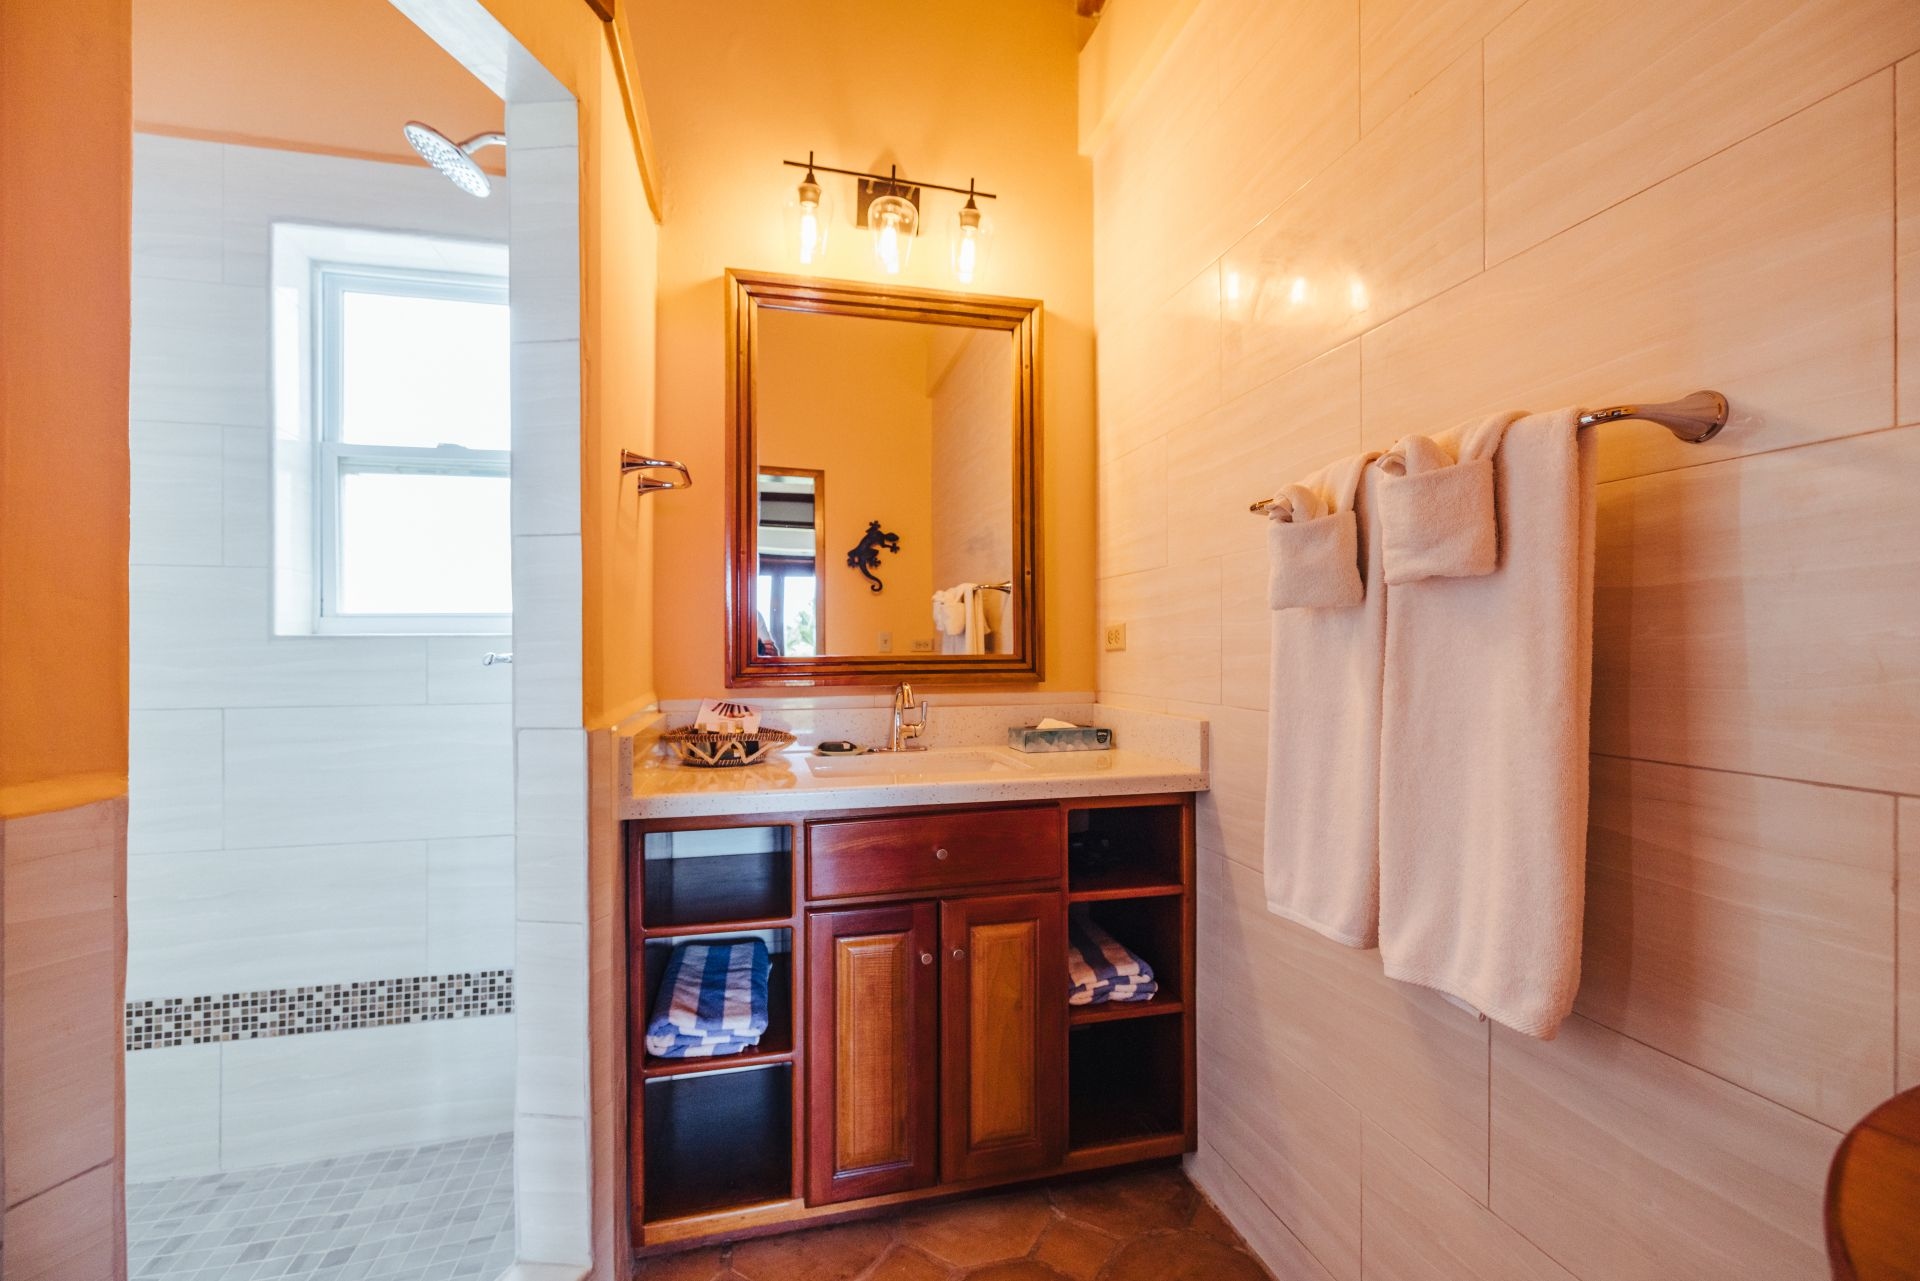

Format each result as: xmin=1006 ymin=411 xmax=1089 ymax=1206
xmin=128 ymin=134 xmax=518 ymax=1176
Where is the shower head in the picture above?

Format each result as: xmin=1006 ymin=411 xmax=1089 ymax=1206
xmin=403 ymin=122 xmax=505 ymax=198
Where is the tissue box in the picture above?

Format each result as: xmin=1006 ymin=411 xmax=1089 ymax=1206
xmin=1007 ymin=726 xmax=1113 ymax=753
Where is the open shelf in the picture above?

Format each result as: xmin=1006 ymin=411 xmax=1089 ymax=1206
xmin=1069 ymin=896 xmax=1183 ymax=1005
xmin=1067 ymin=1016 xmax=1185 ymax=1152
xmin=640 ymin=827 xmax=793 ymax=932
xmin=642 ymin=1064 xmax=793 ymax=1223
xmin=1066 ymin=803 xmax=1185 ymax=900
xmin=639 ymin=934 xmax=793 ymax=1078
xmin=1070 ymin=998 xmax=1184 ymax=1027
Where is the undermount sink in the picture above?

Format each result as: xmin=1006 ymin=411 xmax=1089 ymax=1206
xmin=804 ymin=749 xmax=1032 ymax=779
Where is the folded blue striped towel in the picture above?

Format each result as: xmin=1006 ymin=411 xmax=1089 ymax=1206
xmin=645 ymin=939 xmax=771 ymax=1059
xmin=1067 ymin=908 xmax=1158 ymax=1006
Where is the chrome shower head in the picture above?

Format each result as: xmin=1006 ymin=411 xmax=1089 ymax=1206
xmin=403 ymin=122 xmax=505 ymax=198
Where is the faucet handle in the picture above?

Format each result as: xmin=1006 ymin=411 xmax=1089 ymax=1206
xmin=901 ymin=699 xmax=931 ymax=741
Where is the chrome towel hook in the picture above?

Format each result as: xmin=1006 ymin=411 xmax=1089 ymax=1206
xmin=619 ymin=451 xmax=692 ymax=494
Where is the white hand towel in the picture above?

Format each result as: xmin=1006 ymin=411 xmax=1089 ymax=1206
xmin=1375 ymin=411 xmax=1519 ymax=585
xmin=962 ymin=585 xmax=990 ymax=655
xmin=1263 ymin=451 xmax=1385 ymax=948
xmin=1377 ymin=408 xmax=1595 ymax=1039
xmin=1265 ymin=483 xmax=1364 ymax=609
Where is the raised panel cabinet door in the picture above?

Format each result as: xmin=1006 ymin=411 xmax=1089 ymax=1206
xmin=940 ymin=891 xmax=1067 ymax=1182
xmin=806 ymin=902 xmax=939 ymax=1204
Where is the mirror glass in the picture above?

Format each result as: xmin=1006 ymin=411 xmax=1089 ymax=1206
xmin=727 ymin=272 xmax=1040 ymax=685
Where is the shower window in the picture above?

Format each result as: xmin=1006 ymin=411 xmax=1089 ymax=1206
xmin=311 ymin=260 xmax=511 ymax=633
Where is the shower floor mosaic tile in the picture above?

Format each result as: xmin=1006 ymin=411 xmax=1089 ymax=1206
xmin=126 ymin=1132 xmax=514 ymax=1281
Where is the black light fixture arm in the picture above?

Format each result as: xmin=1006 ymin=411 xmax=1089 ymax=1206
xmin=782 ymin=156 xmax=996 ymax=202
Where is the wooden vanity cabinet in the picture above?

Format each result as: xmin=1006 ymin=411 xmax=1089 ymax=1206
xmin=805 ymin=902 xmax=939 ymax=1204
xmin=937 ymin=891 xmax=1066 ymax=1182
xmin=628 ymin=794 xmax=1195 ymax=1254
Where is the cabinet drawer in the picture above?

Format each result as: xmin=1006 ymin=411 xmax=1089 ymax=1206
xmin=808 ymin=806 xmax=1063 ymax=899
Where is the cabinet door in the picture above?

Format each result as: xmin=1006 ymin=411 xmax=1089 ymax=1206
xmin=806 ymin=903 xmax=939 ymax=1204
xmin=940 ymin=891 xmax=1067 ymax=1182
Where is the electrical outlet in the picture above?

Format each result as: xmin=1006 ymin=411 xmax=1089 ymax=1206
xmin=877 ymin=631 xmax=893 ymax=653
xmin=1103 ymin=623 xmax=1127 ymax=652
xmin=910 ymin=637 xmax=935 ymax=653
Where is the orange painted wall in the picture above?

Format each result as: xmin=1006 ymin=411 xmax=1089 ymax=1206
xmin=132 ymin=0 xmax=505 ymax=170
xmin=634 ymin=0 xmax=1098 ymax=698
xmin=0 ymin=0 xmax=133 ymax=817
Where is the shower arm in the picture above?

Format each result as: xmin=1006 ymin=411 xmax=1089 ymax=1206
xmin=458 ymin=133 xmax=507 ymax=157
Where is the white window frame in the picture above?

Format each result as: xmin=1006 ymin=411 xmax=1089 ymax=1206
xmin=311 ymin=262 xmax=511 ymax=635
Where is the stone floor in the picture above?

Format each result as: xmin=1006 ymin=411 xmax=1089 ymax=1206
xmin=634 ymin=1165 xmax=1276 ymax=1281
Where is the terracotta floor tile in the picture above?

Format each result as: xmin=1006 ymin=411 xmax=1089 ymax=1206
xmin=1187 ymin=1194 xmax=1241 ymax=1245
xmin=1029 ymin=1217 xmax=1119 ymax=1280
xmin=729 ymin=1220 xmax=896 ymax=1281
xmin=958 ymin=1263 xmax=1073 ymax=1281
xmin=1100 ymin=1232 xmax=1272 ymax=1281
xmin=635 ymin=1245 xmax=728 ymax=1281
xmin=1049 ymin=1167 xmax=1196 ymax=1236
xmin=899 ymin=1190 xmax=1054 ymax=1267
xmin=866 ymin=1244 xmax=951 ymax=1281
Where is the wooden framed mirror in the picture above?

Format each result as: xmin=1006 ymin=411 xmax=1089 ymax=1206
xmin=725 ymin=269 xmax=1042 ymax=686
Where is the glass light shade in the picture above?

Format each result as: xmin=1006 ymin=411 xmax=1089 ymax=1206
xmin=867 ymin=193 xmax=917 ymax=275
xmin=784 ymin=176 xmax=834 ymax=267
xmin=948 ymin=203 xmax=993 ymax=285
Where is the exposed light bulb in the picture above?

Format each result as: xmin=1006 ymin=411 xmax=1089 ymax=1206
xmin=868 ymin=191 xmax=917 ymax=276
xmin=784 ymin=162 xmax=833 ymax=269
xmin=797 ymin=189 xmax=822 ymax=264
xmin=948 ymin=185 xmax=992 ymax=286
xmin=954 ymin=225 xmax=979 ymax=282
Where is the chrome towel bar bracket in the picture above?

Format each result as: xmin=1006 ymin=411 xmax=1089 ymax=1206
xmin=620 ymin=451 xmax=692 ymax=495
xmin=1248 ymin=390 xmax=1729 ymax=512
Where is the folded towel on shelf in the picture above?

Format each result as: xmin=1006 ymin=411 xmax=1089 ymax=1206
xmin=1067 ymin=909 xmax=1158 ymax=1006
xmin=644 ymin=939 xmax=771 ymax=1059
xmin=1375 ymin=412 xmax=1518 ymax=585
xmin=1263 ymin=450 xmax=1386 ymax=949
xmin=1377 ymin=408 xmax=1596 ymax=1040
xmin=1264 ymin=482 xmax=1363 ymax=610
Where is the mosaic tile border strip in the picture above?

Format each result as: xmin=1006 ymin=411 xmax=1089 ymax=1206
xmin=126 ymin=969 xmax=512 ymax=1052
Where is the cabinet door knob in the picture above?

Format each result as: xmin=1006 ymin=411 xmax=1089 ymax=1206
xmin=934 ymin=847 xmax=950 ymax=860
xmin=919 ymin=952 xmax=933 ymax=966
xmin=951 ymin=947 xmax=966 ymax=961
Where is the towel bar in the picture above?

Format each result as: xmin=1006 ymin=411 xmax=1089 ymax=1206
xmin=620 ymin=451 xmax=692 ymax=495
xmin=1247 ymin=390 xmax=1728 ymax=512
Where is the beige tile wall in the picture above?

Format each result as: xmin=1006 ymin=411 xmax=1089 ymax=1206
xmin=1089 ymin=8 xmax=1920 ymax=1279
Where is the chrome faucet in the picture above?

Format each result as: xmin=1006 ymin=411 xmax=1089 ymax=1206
xmin=887 ymin=682 xmax=930 ymax=752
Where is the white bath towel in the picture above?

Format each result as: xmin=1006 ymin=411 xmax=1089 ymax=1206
xmin=933 ymin=584 xmax=992 ymax=655
xmin=1376 ymin=408 xmax=1595 ymax=1039
xmin=1263 ymin=451 xmax=1385 ymax=948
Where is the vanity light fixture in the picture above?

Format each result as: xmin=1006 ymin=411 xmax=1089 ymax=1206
xmin=779 ymin=156 xmax=998 ymax=283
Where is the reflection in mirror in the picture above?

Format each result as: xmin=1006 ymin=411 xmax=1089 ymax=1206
xmin=754 ymin=309 xmax=1013 ymax=659
xmin=727 ymin=271 xmax=1040 ymax=685
xmin=755 ymin=469 xmax=822 ymax=657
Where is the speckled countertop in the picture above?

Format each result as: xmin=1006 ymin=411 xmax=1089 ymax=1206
xmin=617 ymin=701 xmax=1209 ymax=820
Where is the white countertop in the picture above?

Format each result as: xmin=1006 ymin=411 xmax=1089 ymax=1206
xmin=617 ymin=702 xmax=1209 ymax=821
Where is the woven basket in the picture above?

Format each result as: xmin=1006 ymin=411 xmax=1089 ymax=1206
xmin=660 ymin=726 xmax=795 ymax=768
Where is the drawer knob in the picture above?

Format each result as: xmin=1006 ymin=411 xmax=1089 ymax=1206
xmin=920 ymin=952 xmax=934 ymax=966
xmin=934 ymin=847 xmax=950 ymax=860
xmin=951 ymin=947 xmax=966 ymax=961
